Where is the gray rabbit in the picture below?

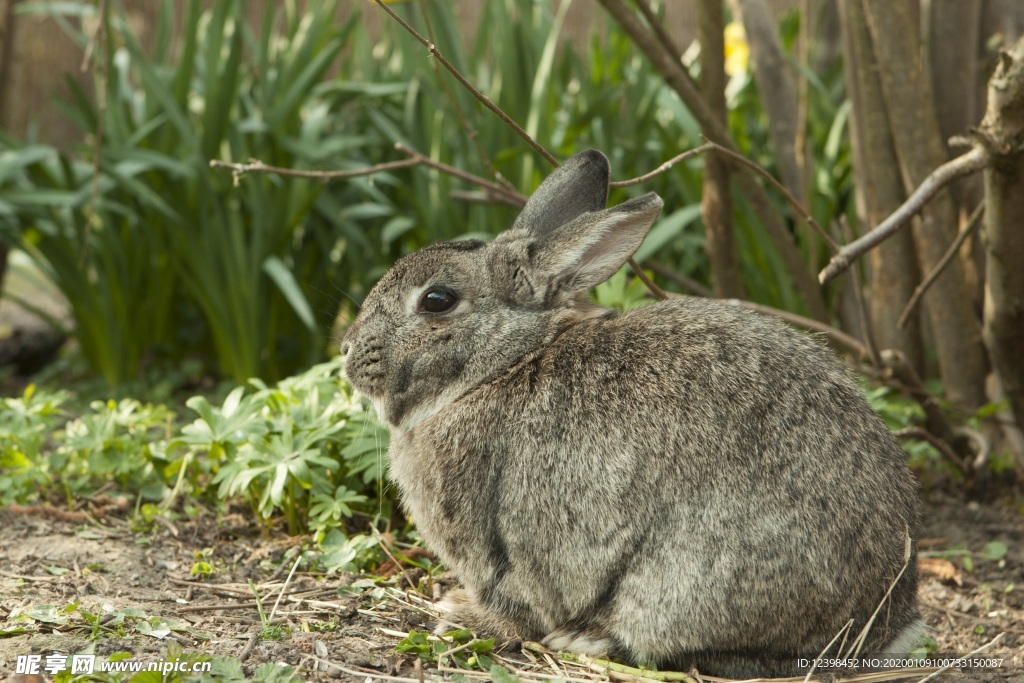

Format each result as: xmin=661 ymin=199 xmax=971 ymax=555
xmin=342 ymin=150 xmax=922 ymax=677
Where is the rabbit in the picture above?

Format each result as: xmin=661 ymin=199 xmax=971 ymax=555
xmin=341 ymin=149 xmax=923 ymax=678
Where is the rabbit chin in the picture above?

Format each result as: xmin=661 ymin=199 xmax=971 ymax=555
xmin=373 ymin=384 xmax=470 ymax=432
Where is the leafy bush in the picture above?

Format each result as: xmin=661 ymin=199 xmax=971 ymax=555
xmin=0 ymin=358 xmax=389 ymax=539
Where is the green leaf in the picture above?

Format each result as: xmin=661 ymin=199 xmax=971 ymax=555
xmin=26 ymin=605 xmax=70 ymax=625
xmin=633 ymin=203 xmax=703 ymax=263
xmin=0 ymin=627 xmax=30 ymax=638
xmin=489 ymin=664 xmax=518 ymax=682
xmin=263 ymin=256 xmax=316 ymax=332
xmin=980 ymin=541 xmax=1008 ymax=562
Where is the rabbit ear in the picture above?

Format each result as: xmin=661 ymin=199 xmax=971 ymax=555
xmin=534 ymin=192 xmax=663 ymax=293
xmin=512 ymin=149 xmax=610 ymax=236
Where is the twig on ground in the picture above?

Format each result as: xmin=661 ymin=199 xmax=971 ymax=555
xmin=370 ymin=525 xmax=419 ymax=592
xmin=267 ymin=553 xmax=303 ymax=622
xmin=239 ymin=632 xmax=258 ymax=662
xmin=819 ymin=146 xmax=991 ymax=283
xmin=915 ymin=632 xmax=1004 ymax=683
xmin=898 ymin=202 xmax=985 ymax=329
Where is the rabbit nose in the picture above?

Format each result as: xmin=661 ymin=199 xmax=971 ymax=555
xmin=341 ymin=341 xmax=351 ymax=357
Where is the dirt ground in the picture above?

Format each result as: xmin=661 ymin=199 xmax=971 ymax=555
xmin=0 ymin=491 xmax=1022 ymax=683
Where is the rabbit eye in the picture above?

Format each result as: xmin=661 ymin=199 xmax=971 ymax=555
xmin=420 ymin=288 xmax=458 ymax=314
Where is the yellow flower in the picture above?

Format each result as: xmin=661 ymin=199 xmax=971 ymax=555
xmin=724 ymin=22 xmax=749 ymax=76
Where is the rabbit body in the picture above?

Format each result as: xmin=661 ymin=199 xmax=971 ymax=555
xmin=342 ymin=150 xmax=921 ymax=677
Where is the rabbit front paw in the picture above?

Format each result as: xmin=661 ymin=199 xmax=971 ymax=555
xmin=433 ymin=589 xmax=525 ymax=641
xmin=542 ymin=627 xmax=616 ymax=658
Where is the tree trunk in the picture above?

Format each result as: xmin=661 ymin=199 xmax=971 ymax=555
xmin=698 ymin=0 xmax=744 ymax=299
xmin=979 ymin=36 xmax=1024 ymax=435
xmin=862 ymin=0 xmax=989 ymax=412
xmin=729 ymin=0 xmax=805 ymax=204
xmin=927 ymin=0 xmax=985 ymax=312
xmin=838 ymin=0 xmax=923 ymax=371
xmin=596 ymin=0 xmax=828 ymax=321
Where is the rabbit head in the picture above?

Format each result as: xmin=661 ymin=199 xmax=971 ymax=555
xmin=342 ymin=150 xmax=662 ymax=429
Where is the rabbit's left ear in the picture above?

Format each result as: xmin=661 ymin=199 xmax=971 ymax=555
xmin=512 ymin=149 xmax=610 ymax=236
xmin=534 ymin=192 xmax=663 ymax=293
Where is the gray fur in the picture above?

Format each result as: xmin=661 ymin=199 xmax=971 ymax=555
xmin=342 ymin=149 xmax=921 ymax=678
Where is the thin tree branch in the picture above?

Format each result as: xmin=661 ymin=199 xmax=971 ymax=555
xmin=819 ymin=145 xmax=992 ymax=283
xmin=894 ymin=428 xmax=970 ymax=477
xmin=209 ymin=157 xmax=420 ymax=182
xmin=879 ymin=349 xmax=970 ymax=460
xmin=645 ymin=261 xmax=868 ymax=359
xmin=634 ymin=0 xmax=685 ymax=65
xmin=609 ymin=144 xmax=714 ymax=188
xmin=898 ymin=202 xmax=985 ymax=329
xmin=395 ymin=144 xmax=527 ymax=205
xmin=722 ymin=297 xmax=869 ymax=360
xmin=372 ymin=0 xmax=558 ymax=167
xmin=703 ymin=139 xmax=838 ymax=251
xmin=414 ymin=0 xmax=516 ymax=192
xmin=210 ymin=146 xmax=529 ymax=207
xmin=836 ymin=216 xmax=880 ymax=367
xmin=644 ymin=260 xmax=713 ymax=297
xmin=627 ymin=259 xmax=668 ymax=300
xmin=598 ymin=0 xmax=828 ymax=320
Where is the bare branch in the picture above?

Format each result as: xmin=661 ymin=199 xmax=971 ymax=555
xmin=372 ymin=0 xmax=558 ymax=168
xmin=722 ymin=298 xmax=869 ymax=360
xmin=609 ymin=144 xmax=713 ymax=188
xmin=703 ymin=139 xmax=838 ymax=251
xmin=394 ymin=144 xmax=527 ymax=205
xmin=645 ymin=261 xmax=867 ymax=359
xmin=414 ymin=0 xmax=517 ymax=193
xmin=894 ymin=427 xmax=969 ymax=476
xmin=627 ymin=259 xmax=668 ymax=300
xmin=898 ymin=202 xmax=985 ymax=329
xmin=835 ymin=217 xmax=880 ymax=367
xmin=819 ymin=146 xmax=991 ymax=283
xmin=209 ymin=157 xmax=420 ymax=182
xmin=209 ymin=146 xmax=529 ymax=208
xmin=644 ymin=260 xmax=714 ymax=297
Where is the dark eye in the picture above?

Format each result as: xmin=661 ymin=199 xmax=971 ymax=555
xmin=420 ymin=288 xmax=458 ymax=314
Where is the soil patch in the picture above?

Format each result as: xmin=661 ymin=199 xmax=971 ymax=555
xmin=0 ymin=494 xmax=1021 ymax=682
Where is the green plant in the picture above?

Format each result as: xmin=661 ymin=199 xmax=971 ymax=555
xmin=396 ymin=628 xmax=496 ymax=673
xmin=6 ymin=0 xmax=363 ymax=385
xmin=173 ymin=356 xmax=388 ymax=535
xmin=926 ymin=541 xmax=1009 ymax=573
xmin=0 ymin=356 xmax=388 ymax=546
